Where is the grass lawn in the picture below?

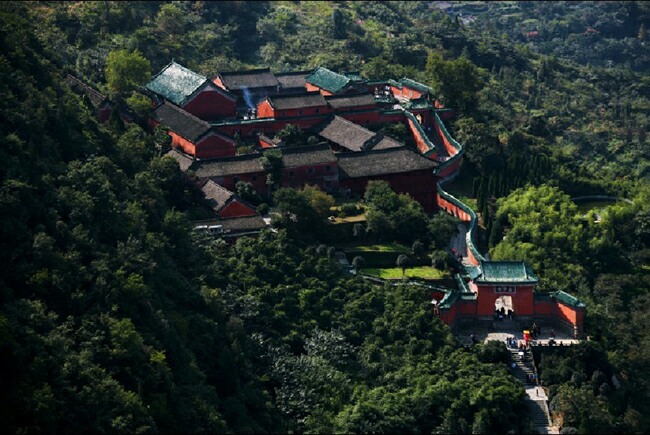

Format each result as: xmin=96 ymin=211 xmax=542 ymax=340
xmin=343 ymin=242 xmax=411 ymax=252
xmin=362 ymin=266 xmax=449 ymax=280
xmin=329 ymin=214 xmax=367 ymax=224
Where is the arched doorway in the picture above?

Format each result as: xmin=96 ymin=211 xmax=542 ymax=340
xmin=494 ymin=295 xmax=514 ymax=320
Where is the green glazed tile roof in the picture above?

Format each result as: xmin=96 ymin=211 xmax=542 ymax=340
xmin=552 ymin=290 xmax=586 ymax=308
xmin=342 ymin=71 xmax=363 ymax=81
xmin=475 ymin=260 xmax=539 ymax=284
xmin=460 ymin=292 xmax=477 ymax=301
xmin=146 ymin=61 xmax=208 ymax=106
xmin=400 ymin=78 xmax=434 ymax=95
xmin=306 ymin=67 xmax=351 ymax=93
xmin=438 ymin=290 xmax=459 ymax=309
xmin=465 ymin=266 xmax=481 ymax=281
xmin=387 ymin=79 xmax=402 ymax=89
xmin=403 ymin=98 xmax=433 ymax=109
xmin=455 ymin=273 xmax=471 ymax=292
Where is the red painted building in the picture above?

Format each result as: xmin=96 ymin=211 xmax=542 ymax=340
xmin=435 ymin=261 xmax=586 ymax=338
xmin=325 ymin=93 xmax=378 ymax=113
xmin=146 ymin=62 xmax=588 ymax=340
xmin=257 ymin=92 xmax=330 ymax=119
xmin=318 ymin=115 xmax=402 ymax=153
xmin=146 ymin=61 xmax=237 ymax=121
xmin=305 ymin=67 xmax=362 ymax=96
xmin=213 ymin=68 xmax=281 ymax=117
xmin=337 ymin=147 xmax=439 ymax=213
xmin=193 ymin=153 xmax=267 ymax=195
xmin=153 ymin=102 xmax=237 ymax=159
xmin=389 ymin=78 xmax=436 ymax=102
xmin=201 ymin=180 xmax=257 ymax=218
xmin=275 ymin=71 xmax=311 ymax=94
xmin=280 ymin=144 xmax=339 ymax=192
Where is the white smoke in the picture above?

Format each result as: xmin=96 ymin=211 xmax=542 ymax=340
xmin=242 ymin=86 xmax=254 ymax=110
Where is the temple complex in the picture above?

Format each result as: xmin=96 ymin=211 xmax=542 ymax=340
xmin=139 ymin=61 xmax=586 ymax=338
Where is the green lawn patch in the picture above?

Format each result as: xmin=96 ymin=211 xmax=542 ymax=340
xmin=362 ymin=266 xmax=449 ymax=280
xmin=344 ymin=242 xmax=411 ymax=253
xmin=329 ymin=214 xmax=367 ymax=224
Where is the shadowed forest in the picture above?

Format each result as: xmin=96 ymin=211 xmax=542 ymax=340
xmin=0 ymin=2 xmax=648 ymax=433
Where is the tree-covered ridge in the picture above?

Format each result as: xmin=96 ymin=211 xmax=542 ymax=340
xmin=30 ymin=0 xmax=649 ymax=196
xmin=1 ymin=1 xmax=649 ymax=433
xmin=0 ymin=3 xmax=529 ymax=433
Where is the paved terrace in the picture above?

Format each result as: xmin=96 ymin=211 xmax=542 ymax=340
xmin=455 ymin=324 xmax=580 ymax=347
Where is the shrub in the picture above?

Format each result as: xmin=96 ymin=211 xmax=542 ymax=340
xmin=339 ymin=203 xmax=362 ymax=217
xmin=256 ymin=203 xmax=270 ymax=215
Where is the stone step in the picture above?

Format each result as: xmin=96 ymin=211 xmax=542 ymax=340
xmin=492 ymin=320 xmax=520 ymax=331
xmin=527 ymin=400 xmax=550 ymax=426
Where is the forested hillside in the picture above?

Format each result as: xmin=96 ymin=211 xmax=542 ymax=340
xmin=1 ymin=1 xmax=649 ymax=433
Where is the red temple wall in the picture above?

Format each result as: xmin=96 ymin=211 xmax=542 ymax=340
xmin=256 ymin=100 xmax=275 ymax=119
xmin=218 ymin=200 xmax=257 ymax=218
xmin=406 ymin=115 xmax=434 ymax=156
xmin=305 ymin=83 xmax=334 ymax=96
xmin=275 ymin=105 xmax=331 ymax=119
xmin=195 ymin=133 xmax=237 ymax=159
xmin=390 ymin=85 xmax=423 ymax=100
xmin=436 ymin=195 xmax=472 ymax=222
xmin=440 ymin=304 xmax=457 ymax=325
xmin=338 ymin=110 xmax=381 ymax=126
xmin=459 ymin=299 xmax=478 ymax=315
xmin=212 ymin=76 xmax=226 ymax=90
xmin=170 ymin=131 xmax=196 ymax=156
xmin=436 ymin=159 xmax=463 ymax=178
xmin=183 ymin=88 xmax=237 ymax=120
xmin=476 ymin=285 xmax=535 ymax=316
xmin=282 ymin=162 xmax=339 ymax=191
xmin=552 ymin=302 xmax=578 ymax=326
xmin=341 ymin=170 xmax=437 ymax=213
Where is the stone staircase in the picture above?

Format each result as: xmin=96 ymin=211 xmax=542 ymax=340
xmin=527 ymin=399 xmax=551 ymax=428
xmin=493 ymin=319 xmax=520 ymax=331
xmin=508 ymin=346 xmax=535 ymax=383
xmin=508 ymin=347 xmax=553 ymax=432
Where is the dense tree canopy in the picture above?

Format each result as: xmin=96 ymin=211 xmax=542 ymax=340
xmin=1 ymin=1 xmax=648 ymax=433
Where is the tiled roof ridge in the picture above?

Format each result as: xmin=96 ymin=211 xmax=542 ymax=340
xmin=219 ymin=214 xmax=263 ymax=222
xmin=476 ymin=260 xmax=539 ymax=282
xmin=362 ymin=132 xmax=384 ymax=150
xmin=160 ymin=101 xmax=211 ymax=128
xmin=270 ymin=90 xmax=322 ymax=100
xmin=155 ymin=60 xmax=207 ymax=81
xmin=218 ymin=67 xmax=273 ymax=76
xmin=154 ymin=101 xmax=216 ymax=142
xmin=387 ymin=78 xmax=402 ymax=88
xmin=146 ymin=61 xmax=210 ymax=106
xmin=400 ymin=77 xmax=434 ymax=94
xmin=336 ymin=144 xmax=420 ymax=158
xmin=327 ymin=114 xmax=368 ymax=130
xmin=158 ymin=103 xmax=236 ymax=142
xmin=324 ymin=92 xmax=373 ymax=100
xmin=275 ymin=70 xmax=311 ymax=76
xmin=280 ymin=143 xmax=333 ymax=155
xmin=198 ymin=151 xmax=262 ymax=164
xmin=201 ymin=179 xmax=235 ymax=211
xmin=305 ymin=66 xmax=351 ymax=93
xmin=191 ymin=80 xmax=238 ymax=102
